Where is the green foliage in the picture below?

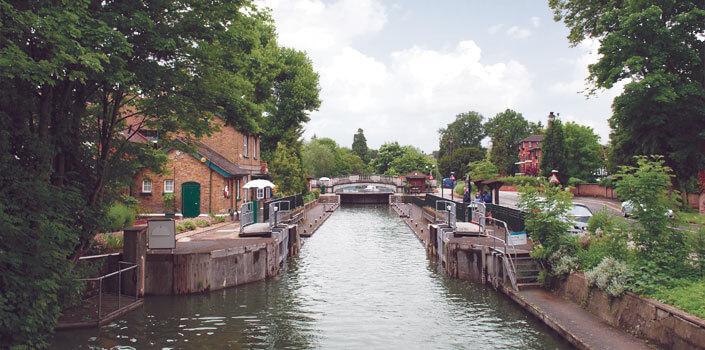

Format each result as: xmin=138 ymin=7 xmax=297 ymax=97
xmin=271 ymin=141 xmax=306 ymax=196
xmin=540 ymin=116 xmax=568 ymax=180
xmin=387 ymin=146 xmax=435 ymax=176
xmin=577 ymin=227 xmax=632 ymax=270
xmin=106 ymin=203 xmax=137 ymax=232
xmin=303 ymin=189 xmax=321 ymax=203
xmin=497 ymin=175 xmax=541 ymax=187
xmin=687 ymin=228 xmax=705 ymax=277
xmin=209 ymin=213 xmax=226 ymax=224
xmin=585 ymin=257 xmax=630 ymax=297
xmin=615 ymin=156 xmax=678 ymax=258
xmin=302 ymin=138 xmax=368 ymax=178
xmin=99 ymin=233 xmax=124 ymax=251
xmin=454 ymin=182 xmax=466 ymax=196
xmin=518 ymin=179 xmax=573 ymax=257
xmin=549 ymin=0 xmax=705 ymax=191
xmin=352 ymin=128 xmax=369 ymax=164
xmin=564 ymin=122 xmax=604 ymax=181
xmin=183 ymin=221 xmax=197 ymax=231
xmin=652 ymin=279 xmax=705 ymax=319
xmin=437 ymin=111 xmax=485 ymax=159
xmin=195 ymin=219 xmax=209 ymax=228
xmin=438 ymin=146 xmax=485 ymax=178
xmin=163 ymin=193 xmax=175 ymax=212
xmin=373 ymin=142 xmax=406 ymax=175
xmin=484 ymin=109 xmax=532 ymax=175
xmin=468 ymin=159 xmax=499 ymax=181
xmin=567 ymin=177 xmax=585 ymax=187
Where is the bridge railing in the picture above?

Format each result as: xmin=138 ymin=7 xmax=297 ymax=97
xmin=309 ymin=175 xmax=404 ymax=188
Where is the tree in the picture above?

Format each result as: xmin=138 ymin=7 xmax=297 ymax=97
xmin=261 ymin=48 xmax=321 ymax=161
xmin=438 ymin=111 xmax=485 ymax=159
xmin=270 ymin=141 xmax=306 ymax=196
xmin=302 ymin=138 xmax=338 ymax=178
xmin=468 ymin=159 xmax=499 ymax=181
xmin=564 ymin=122 xmax=603 ymax=181
xmin=373 ymin=142 xmax=406 ymax=174
xmin=352 ymin=128 xmax=369 ymax=164
xmin=438 ymin=146 xmax=485 ymax=177
xmin=549 ymin=0 xmax=705 ymax=193
xmin=387 ymin=146 xmax=436 ymax=176
xmin=485 ymin=109 xmax=532 ymax=175
xmin=540 ymin=116 xmax=568 ymax=181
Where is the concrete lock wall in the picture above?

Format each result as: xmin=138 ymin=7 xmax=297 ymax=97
xmin=143 ymin=228 xmax=290 ymax=295
xmin=557 ymin=273 xmax=705 ymax=350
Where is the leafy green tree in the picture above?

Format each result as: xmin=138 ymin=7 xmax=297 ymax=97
xmin=540 ymin=116 xmax=568 ymax=181
xmin=270 ymin=141 xmax=306 ymax=196
xmin=485 ymin=109 xmax=532 ymax=175
xmin=438 ymin=146 xmax=485 ymax=177
xmin=261 ymin=48 xmax=321 ymax=160
xmin=549 ymin=0 xmax=705 ymax=193
xmin=468 ymin=159 xmax=499 ymax=181
xmin=438 ymin=111 xmax=485 ymax=159
xmin=302 ymin=139 xmax=338 ymax=178
xmin=352 ymin=128 xmax=369 ymax=164
xmin=373 ymin=142 xmax=406 ymax=174
xmin=564 ymin=122 xmax=603 ymax=181
xmin=338 ymin=148 xmax=368 ymax=175
xmin=387 ymin=146 xmax=436 ymax=176
xmin=518 ymin=179 xmax=574 ymax=260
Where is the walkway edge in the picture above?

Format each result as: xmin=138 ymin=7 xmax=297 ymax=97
xmin=500 ymin=285 xmax=590 ymax=350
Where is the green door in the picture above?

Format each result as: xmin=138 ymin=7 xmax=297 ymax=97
xmin=181 ymin=182 xmax=201 ymax=218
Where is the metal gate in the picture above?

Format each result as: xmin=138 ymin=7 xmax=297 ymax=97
xmin=435 ymin=200 xmax=456 ymax=230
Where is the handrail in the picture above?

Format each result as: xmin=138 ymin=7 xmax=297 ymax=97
xmin=78 ymin=263 xmax=138 ymax=282
xmin=78 ymin=252 xmax=121 ymax=261
xmin=76 ymin=261 xmax=140 ymax=320
xmin=485 ymin=217 xmax=520 ymax=291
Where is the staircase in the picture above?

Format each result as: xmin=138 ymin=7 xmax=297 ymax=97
xmin=511 ymin=252 xmax=542 ymax=290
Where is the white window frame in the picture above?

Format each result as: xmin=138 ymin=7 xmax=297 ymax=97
xmin=236 ymin=178 xmax=241 ymax=200
xmin=257 ymin=187 xmax=264 ymax=199
xmin=243 ymin=134 xmax=249 ymax=158
xmin=163 ymin=179 xmax=174 ymax=193
xmin=142 ymin=179 xmax=152 ymax=193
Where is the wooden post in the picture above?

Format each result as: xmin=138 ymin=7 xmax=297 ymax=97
xmin=123 ymin=226 xmax=147 ymax=297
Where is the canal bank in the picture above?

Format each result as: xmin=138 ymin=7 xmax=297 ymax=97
xmin=53 ymin=205 xmax=571 ymax=349
xmin=389 ymin=196 xmax=656 ymax=350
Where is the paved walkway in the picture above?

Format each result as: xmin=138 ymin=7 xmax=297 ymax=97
xmin=514 ymin=288 xmax=654 ymax=350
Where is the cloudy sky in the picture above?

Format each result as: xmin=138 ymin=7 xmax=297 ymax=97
xmin=259 ymin=0 xmax=620 ymax=153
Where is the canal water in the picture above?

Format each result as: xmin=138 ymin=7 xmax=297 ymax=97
xmin=53 ymin=205 xmax=570 ymax=349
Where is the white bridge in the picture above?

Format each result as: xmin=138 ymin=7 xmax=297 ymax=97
xmin=309 ymin=175 xmax=405 ymax=194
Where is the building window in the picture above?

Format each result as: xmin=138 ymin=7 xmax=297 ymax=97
xmin=142 ymin=179 xmax=152 ymax=193
xmin=236 ymin=178 xmax=241 ymax=200
xmin=250 ymin=136 xmax=256 ymax=159
xmin=243 ymin=134 xmax=249 ymax=157
xmin=164 ymin=180 xmax=174 ymax=193
xmin=257 ymin=187 xmax=264 ymax=199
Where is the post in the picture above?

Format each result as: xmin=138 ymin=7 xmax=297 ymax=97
xmin=123 ymin=226 xmax=147 ymax=297
xmin=118 ymin=268 xmax=122 ymax=310
xmin=98 ymin=278 xmax=103 ymax=320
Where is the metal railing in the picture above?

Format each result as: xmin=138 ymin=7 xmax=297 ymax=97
xmin=268 ymin=200 xmax=291 ymax=227
xmin=309 ymin=174 xmax=404 ymax=187
xmin=239 ymin=201 xmax=255 ymax=234
xmin=77 ymin=261 xmax=139 ymax=320
xmin=435 ymin=200 xmax=457 ymax=230
xmin=485 ymin=217 xmax=519 ymax=291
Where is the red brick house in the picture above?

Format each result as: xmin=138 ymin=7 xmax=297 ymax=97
xmin=128 ymin=117 xmax=269 ymax=217
xmin=516 ymin=134 xmax=543 ymax=175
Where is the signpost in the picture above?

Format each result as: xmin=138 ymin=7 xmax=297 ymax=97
xmin=508 ymin=231 xmax=528 ymax=246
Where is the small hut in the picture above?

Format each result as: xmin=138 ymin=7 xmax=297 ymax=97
xmin=405 ymin=171 xmax=428 ymax=194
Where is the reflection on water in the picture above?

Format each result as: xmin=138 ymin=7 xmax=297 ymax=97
xmin=52 ymin=205 xmax=570 ymax=349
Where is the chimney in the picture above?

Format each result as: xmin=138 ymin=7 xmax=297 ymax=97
xmin=548 ymin=112 xmax=556 ymax=125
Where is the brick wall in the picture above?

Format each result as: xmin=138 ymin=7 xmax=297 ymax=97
xmin=201 ymin=118 xmax=261 ymax=169
xmin=133 ymin=150 xmax=251 ymax=215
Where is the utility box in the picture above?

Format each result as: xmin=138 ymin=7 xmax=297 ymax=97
xmin=147 ymin=218 xmax=176 ymax=250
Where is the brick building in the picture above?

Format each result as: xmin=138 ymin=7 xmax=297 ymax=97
xmin=516 ymin=134 xmax=544 ymax=176
xmin=129 ymin=118 xmax=268 ymax=217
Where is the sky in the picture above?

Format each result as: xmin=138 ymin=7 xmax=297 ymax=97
xmin=258 ymin=0 xmax=621 ymax=153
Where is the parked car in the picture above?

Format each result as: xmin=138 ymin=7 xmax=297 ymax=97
xmin=567 ymin=204 xmax=593 ymax=235
xmin=621 ymin=200 xmax=674 ymax=218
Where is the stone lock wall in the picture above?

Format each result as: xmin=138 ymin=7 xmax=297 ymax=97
xmin=557 ymin=273 xmax=705 ymax=350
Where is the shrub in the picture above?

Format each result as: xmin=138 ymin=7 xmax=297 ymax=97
xmin=106 ymin=202 xmax=137 ymax=231
xmin=567 ymin=177 xmax=585 ymax=187
xmin=100 ymin=233 xmax=124 ymax=251
xmin=577 ymin=232 xmax=631 ymax=270
xmin=585 ymin=257 xmax=630 ymax=297
xmin=454 ymin=182 xmax=465 ymax=196
xmin=687 ymin=228 xmax=705 ymax=277
xmin=552 ymin=254 xmax=580 ymax=277
xmin=498 ymin=175 xmax=541 ymax=187
xmin=182 ymin=220 xmax=197 ymax=231
xmin=304 ymin=189 xmax=321 ymax=203
xmin=176 ymin=223 xmax=187 ymax=233
xmin=518 ymin=179 xmax=573 ymax=257
xmin=195 ymin=219 xmax=209 ymax=228
xmin=163 ymin=193 xmax=175 ymax=211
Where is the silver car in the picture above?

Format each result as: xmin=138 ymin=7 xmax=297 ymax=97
xmin=567 ymin=204 xmax=593 ymax=235
xmin=621 ymin=200 xmax=674 ymax=218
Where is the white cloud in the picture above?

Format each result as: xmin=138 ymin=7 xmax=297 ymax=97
xmin=530 ymin=16 xmax=541 ymax=28
xmin=506 ymin=26 xmax=531 ymax=39
xmin=260 ymin=0 xmax=534 ymax=152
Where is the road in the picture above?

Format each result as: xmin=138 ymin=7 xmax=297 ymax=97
xmin=434 ymin=188 xmax=622 ymax=215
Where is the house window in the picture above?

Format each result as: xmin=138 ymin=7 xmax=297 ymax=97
xmin=250 ymin=136 xmax=256 ymax=159
xmin=257 ymin=187 xmax=264 ymax=199
xmin=142 ymin=179 xmax=152 ymax=193
xmin=236 ymin=178 xmax=241 ymax=199
xmin=243 ymin=134 xmax=249 ymax=157
xmin=164 ymin=180 xmax=174 ymax=193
